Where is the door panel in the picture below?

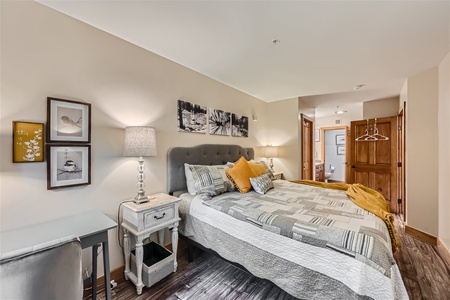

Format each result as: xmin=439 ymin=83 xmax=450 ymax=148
xmin=350 ymin=117 xmax=398 ymax=212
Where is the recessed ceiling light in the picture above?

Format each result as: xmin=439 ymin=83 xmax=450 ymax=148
xmin=272 ymin=39 xmax=281 ymax=45
xmin=335 ymin=110 xmax=347 ymax=115
xmin=335 ymin=106 xmax=347 ymax=114
xmin=354 ymin=84 xmax=365 ymax=90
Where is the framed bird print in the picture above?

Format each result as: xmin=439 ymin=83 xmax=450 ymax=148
xmin=47 ymin=97 xmax=91 ymax=143
xmin=47 ymin=144 xmax=91 ymax=189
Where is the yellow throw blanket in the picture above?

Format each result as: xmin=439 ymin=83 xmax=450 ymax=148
xmin=290 ymin=180 xmax=399 ymax=253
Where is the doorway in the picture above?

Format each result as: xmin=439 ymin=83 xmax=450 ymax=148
xmin=320 ymin=127 xmax=347 ymax=182
xmin=301 ymin=114 xmax=314 ymax=180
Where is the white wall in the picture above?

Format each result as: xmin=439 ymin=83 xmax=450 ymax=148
xmin=0 ymin=1 xmax=269 ymax=275
xmin=406 ymin=67 xmax=439 ymax=236
xmin=363 ymin=97 xmax=400 ymax=119
xmin=265 ymin=98 xmax=299 ymax=180
xmin=438 ymin=53 xmax=450 ymax=251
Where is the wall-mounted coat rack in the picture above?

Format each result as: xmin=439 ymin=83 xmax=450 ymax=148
xmin=355 ymin=119 xmax=389 ymax=142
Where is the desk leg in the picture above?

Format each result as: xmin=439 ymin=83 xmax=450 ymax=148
xmin=102 ymin=240 xmax=112 ymax=300
xmin=172 ymin=222 xmax=179 ymax=272
xmin=135 ymin=235 xmax=145 ymax=295
xmin=123 ymin=230 xmax=130 ymax=280
xmin=91 ymin=244 xmax=98 ymax=300
xmin=157 ymin=229 xmax=164 ymax=245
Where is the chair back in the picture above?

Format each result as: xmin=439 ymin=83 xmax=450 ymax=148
xmin=0 ymin=236 xmax=82 ymax=300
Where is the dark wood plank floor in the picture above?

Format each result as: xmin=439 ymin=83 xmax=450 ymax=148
xmin=92 ymin=215 xmax=450 ymax=300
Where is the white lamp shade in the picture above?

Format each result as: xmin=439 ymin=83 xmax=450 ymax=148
xmin=265 ymin=146 xmax=278 ymax=158
xmin=124 ymin=126 xmax=157 ymax=157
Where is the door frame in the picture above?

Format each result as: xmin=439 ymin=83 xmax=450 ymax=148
xmin=398 ymin=102 xmax=406 ymax=221
xmin=301 ymin=114 xmax=314 ymax=180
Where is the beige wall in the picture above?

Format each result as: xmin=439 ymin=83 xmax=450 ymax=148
xmin=438 ymin=53 xmax=450 ymax=250
xmin=266 ymin=98 xmax=299 ymax=180
xmin=406 ymin=67 xmax=439 ymax=236
xmin=363 ymin=97 xmax=400 ymax=119
xmin=0 ymin=1 xmax=269 ymax=275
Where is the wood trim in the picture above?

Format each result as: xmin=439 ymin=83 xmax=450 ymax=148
xmin=437 ymin=239 xmax=450 ymax=268
xmin=405 ymin=225 xmax=437 ymax=245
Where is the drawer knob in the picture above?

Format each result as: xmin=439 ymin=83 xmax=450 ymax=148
xmin=154 ymin=213 xmax=166 ymax=220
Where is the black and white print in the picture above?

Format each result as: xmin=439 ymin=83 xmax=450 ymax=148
xmin=177 ymin=100 xmax=207 ymax=133
xmin=209 ymin=108 xmax=231 ymax=136
xmin=231 ymin=113 xmax=248 ymax=137
xmin=47 ymin=145 xmax=91 ymax=189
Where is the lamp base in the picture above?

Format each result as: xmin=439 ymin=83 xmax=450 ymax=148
xmin=133 ymin=194 xmax=149 ymax=204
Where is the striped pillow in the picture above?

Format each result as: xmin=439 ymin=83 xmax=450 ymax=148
xmin=185 ymin=163 xmax=235 ymax=197
xmin=250 ymin=173 xmax=274 ymax=194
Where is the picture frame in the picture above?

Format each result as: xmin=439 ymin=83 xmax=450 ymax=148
xmin=209 ymin=108 xmax=231 ymax=136
xmin=337 ymin=146 xmax=345 ymax=155
xmin=177 ymin=100 xmax=207 ymax=133
xmin=231 ymin=113 xmax=248 ymax=137
xmin=336 ymin=134 xmax=345 ymax=145
xmin=47 ymin=144 xmax=91 ymax=189
xmin=12 ymin=121 xmax=45 ymax=163
xmin=47 ymin=97 xmax=91 ymax=143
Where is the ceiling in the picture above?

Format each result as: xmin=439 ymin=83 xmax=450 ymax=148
xmin=36 ymin=1 xmax=449 ymax=116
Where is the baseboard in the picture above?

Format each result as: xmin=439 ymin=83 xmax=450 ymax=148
xmin=437 ymin=238 xmax=450 ymax=268
xmin=405 ymin=225 xmax=437 ymax=245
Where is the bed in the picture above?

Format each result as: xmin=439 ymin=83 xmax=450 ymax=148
xmin=167 ymin=144 xmax=408 ymax=300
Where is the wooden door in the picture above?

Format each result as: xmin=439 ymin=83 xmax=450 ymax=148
xmin=345 ymin=126 xmax=351 ymax=183
xmin=350 ymin=117 xmax=398 ymax=212
xmin=301 ymin=114 xmax=314 ymax=180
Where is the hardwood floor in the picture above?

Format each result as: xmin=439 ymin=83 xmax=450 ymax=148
xmin=92 ymin=215 xmax=450 ymax=300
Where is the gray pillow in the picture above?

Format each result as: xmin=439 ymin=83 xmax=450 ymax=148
xmin=184 ymin=163 xmax=235 ymax=197
xmin=250 ymin=173 xmax=274 ymax=194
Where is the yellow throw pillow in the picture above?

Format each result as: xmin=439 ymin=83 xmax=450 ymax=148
xmin=248 ymin=162 xmax=267 ymax=177
xmin=226 ymin=156 xmax=256 ymax=193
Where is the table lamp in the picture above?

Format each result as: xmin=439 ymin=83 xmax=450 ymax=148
xmin=124 ymin=126 xmax=157 ymax=204
xmin=265 ymin=145 xmax=278 ymax=172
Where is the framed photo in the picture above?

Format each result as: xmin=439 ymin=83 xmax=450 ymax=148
xmin=337 ymin=146 xmax=345 ymax=155
xmin=231 ymin=113 xmax=248 ymax=137
xmin=47 ymin=145 xmax=91 ymax=189
xmin=177 ymin=100 xmax=207 ymax=133
xmin=47 ymin=97 xmax=91 ymax=143
xmin=13 ymin=121 xmax=44 ymax=163
xmin=336 ymin=134 xmax=345 ymax=145
xmin=209 ymin=108 xmax=231 ymax=136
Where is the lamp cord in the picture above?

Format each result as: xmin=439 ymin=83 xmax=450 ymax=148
xmin=117 ymin=200 xmax=134 ymax=251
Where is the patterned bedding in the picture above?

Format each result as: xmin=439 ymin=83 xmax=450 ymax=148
xmin=203 ymin=180 xmax=393 ymax=277
xmin=180 ymin=180 xmax=409 ymax=300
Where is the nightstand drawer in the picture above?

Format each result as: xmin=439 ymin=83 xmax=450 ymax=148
xmin=144 ymin=205 xmax=175 ymax=228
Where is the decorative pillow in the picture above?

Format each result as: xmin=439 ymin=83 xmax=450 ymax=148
xmin=226 ymin=156 xmax=257 ymax=193
xmin=185 ymin=163 xmax=235 ymax=197
xmin=249 ymin=160 xmax=274 ymax=180
xmin=248 ymin=161 xmax=267 ymax=177
xmin=250 ymin=173 xmax=274 ymax=194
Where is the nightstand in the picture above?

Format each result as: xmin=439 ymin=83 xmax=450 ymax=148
xmin=273 ymin=172 xmax=283 ymax=180
xmin=121 ymin=193 xmax=180 ymax=295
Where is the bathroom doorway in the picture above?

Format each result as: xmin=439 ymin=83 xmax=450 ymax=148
xmin=320 ymin=126 xmax=348 ymax=183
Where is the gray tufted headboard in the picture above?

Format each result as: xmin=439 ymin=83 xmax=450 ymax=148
xmin=167 ymin=144 xmax=254 ymax=195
